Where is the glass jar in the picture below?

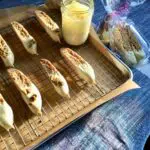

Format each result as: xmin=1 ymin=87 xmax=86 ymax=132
xmin=61 ymin=0 xmax=94 ymax=46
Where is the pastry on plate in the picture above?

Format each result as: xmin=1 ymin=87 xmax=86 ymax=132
xmin=0 ymin=35 xmax=14 ymax=67
xmin=35 ymin=10 xmax=61 ymax=43
xmin=11 ymin=21 xmax=38 ymax=55
xmin=40 ymin=59 xmax=70 ymax=98
xmin=0 ymin=93 xmax=14 ymax=131
xmin=60 ymin=48 xmax=96 ymax=84
xmin=7 ymin=68 xmax=42 ymax=115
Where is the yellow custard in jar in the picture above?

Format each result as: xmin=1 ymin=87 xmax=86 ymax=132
xmin=61 ymin=0 xmax=94 ymax=46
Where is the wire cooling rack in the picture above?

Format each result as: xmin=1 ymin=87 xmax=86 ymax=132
xmin=0 ymin=13 xmax=128 ymax=150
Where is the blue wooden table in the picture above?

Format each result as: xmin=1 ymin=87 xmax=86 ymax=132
xmin=0 ymin=1 xmax=150 ymax=150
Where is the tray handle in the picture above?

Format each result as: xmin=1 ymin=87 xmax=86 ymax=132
xmin=96 ymin=79 xmax=140 ymax=107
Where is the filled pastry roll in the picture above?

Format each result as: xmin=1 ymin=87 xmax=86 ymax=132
xmin=7 ymin=68 xmax=42 ymax=115
xmin=60 ymin=48 xmax=96 ymax=84
xmin=0 ymin=35 xmax=14 ymax=67
xmin=0 ymin=94 xmax=14 ymax=131
xmin=11 ymin=21 xmax=38 ymax=55
xmin=35 ymin=10 xmax=61 ymax=43
xmin=40 ymin=59 xmax=70 ymax=98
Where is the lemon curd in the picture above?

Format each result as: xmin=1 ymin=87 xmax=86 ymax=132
xmin=61 ymin=0 xmax=94 ymax=46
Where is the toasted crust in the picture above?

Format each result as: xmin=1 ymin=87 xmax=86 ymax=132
xmin=7 ymin=68 xmax=31 ymax=94
xmin=40 ymin=59 xmax=70 ymax=98
xmin=35 ymin=10 xmax=61 ymax=43
xmin=11 ymin=21 xmax=29 ymax=38
xmin=40 ymin=59 xmax=62 ymax=86
xmin=7 ymin=68 xmax=42 ymax=115
xmin=0 ymin=94 xmax=4 ymax=104
xmin=60 ymin=48 xmax=96 ymax=84
xmin=0 ymin=35 xmax=15 ymax=67
xmin=35 ymin=10 xmax=59 ymax=31
xmin=60 ymin=48 xmax=85 ymax=65
xmin=40 ymin=59 xmax=57 ymax=72
xmin=11 ymin=21 xmax=37 ymax=55
xmin=0 ymin=35 xmax=9 ymax=58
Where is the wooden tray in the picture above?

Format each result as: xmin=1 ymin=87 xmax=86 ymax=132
xmin=0 ymin=5 xmax=139 ymax=150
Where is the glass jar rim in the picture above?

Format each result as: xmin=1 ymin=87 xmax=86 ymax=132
xmin=61 ymin=0 xmax=94 ymax=13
